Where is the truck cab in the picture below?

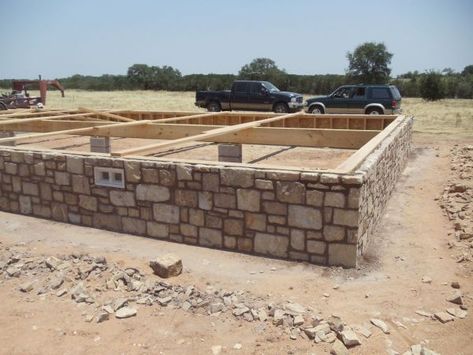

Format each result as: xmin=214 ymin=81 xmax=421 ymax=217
xmin=195 ymin=80 xmax=304 ymax=113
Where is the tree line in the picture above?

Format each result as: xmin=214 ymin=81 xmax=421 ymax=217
xmin=1 ymin=42 xmax=472 ymax=99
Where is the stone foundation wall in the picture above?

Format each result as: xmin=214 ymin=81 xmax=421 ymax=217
xmin=0 ymin=117 xmax=412 ymax=268
xmin=356 ymin=117 xmax=414 ymax=254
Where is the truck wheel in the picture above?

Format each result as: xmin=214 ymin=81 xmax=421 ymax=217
xmin=309 ymin=105 xmax=324 ymax=114
xmin=366 ymin=107 xmax=383 ymax=115
xmin=207 ymin=101 xmax=221 ymax=112
xmin=273 ymin=103 xmax=289 ymax=113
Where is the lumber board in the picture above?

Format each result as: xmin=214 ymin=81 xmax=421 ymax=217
xmin=78 ymin=107 xmax=135 ymax=122
xmin=336 ymin=115 xmax=407 ymax=173
xmin=112 ymin=112 xmax=302 ymax=156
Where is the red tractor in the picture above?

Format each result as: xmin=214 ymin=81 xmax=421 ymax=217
xmin=0 ymin=78 xmax=65 ymax=110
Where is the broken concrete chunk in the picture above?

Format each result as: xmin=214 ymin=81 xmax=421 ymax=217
xmin=149 ymin=254 xmax=182 ymax=278
xmin=285 ymin=302 xmax=305 ymax=315
xmin=115 ymin=306 xmax=137 ymax=319
xmin=370 ymin=318 xmax=390 ymax=334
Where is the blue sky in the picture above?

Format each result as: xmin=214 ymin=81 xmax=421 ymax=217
xmin=1 ymin=0 xmax=472 ymax=79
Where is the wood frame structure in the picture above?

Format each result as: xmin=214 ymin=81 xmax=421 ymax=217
xmin=0 ymin=107 xmax=405 ymax=173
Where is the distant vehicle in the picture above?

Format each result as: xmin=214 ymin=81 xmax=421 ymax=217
xmin=304 ymin=84 xmax=402 ymax=115
xmin=0 ymin=78 xmax=65 ymax=110
xmin=195 ymin=80 xmax=304 ymax=113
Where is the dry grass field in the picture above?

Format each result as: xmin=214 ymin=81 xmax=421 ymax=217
xmin=15 ymin=89 xmax=473 ymax=137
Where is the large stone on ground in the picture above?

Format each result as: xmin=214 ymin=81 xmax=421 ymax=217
xmin=149 ymin=253 xmax=183 ymax=278
xmin=340 ymin=329 xmax=361 ymax=347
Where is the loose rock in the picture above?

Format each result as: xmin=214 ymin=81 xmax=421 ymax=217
xmin=115 ymin=306 xmax=137 ymax=319
xmin=434 ymin=311 xmax=454 ymax=323
xmin=370 ymin=318 xmax=390 ymax=334
xmin=149 ymin=254 xmax=182 ymax=278
xmin=340 ymin=329 xmax=361 ymax=347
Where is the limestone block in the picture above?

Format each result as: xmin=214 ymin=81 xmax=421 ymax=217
xmin=199 ymin=228 xmax=222 ymax=247
xmin=306 ymin=190 xmax=324 ymax=207
xmin=324 ymin=192 xmax=346 ymax=208
xmin=221 ymin=168 xmax=254 ymax=188
xmin=307 ymin=240 xmax=326 ymax=254
xmin=198 ymin=192 xmax=213 ymax=210
xmin=136 ymin=184 xmax=170 ymax=202
xmin=149 ymin=254 xmax=183 ymax=278
xmin=122 ymin=217 xmax=146 ymax=235
xmin=72 ymin=175 xmax=91 ymax=195
xmin=254 ymin=233 xmax=289 ymax=258
xmin=55 ymin=171 xmax=70 ymax=186
xmin=236 ymin=189 xmax=260 ymax=212
xmin=255 ymin=179 xmax=273 ymax=190
xmin=290 ymin=229 xmax=305 ymax=251
xmin=66 ymin=156 xmax=84 ymax=175
xmin=110 ymin=191 xmax=136 ymax=207
xmin=202 ymin=173 xmax=219 ymax=192
xmin=333 ymin=209 xmax=359 ymax=227
xmin=22 ymin=182 xmax=39 ymax=196
xmin=276 ymin=182 xmax=305 ymax=204
xmin=79 ymin=195 xmax=98 ymax=211
xmin=288 ymin=205 xmax=322 ymax=230
xmin=19 ymin=195 xmax=32 ymax=214
xmin=153 ymin=203 xmax=180 ymax=224
xmin=175 ymin=190 xmax=198 ymax=207
xmin=147 ymin=221 xmax=169 ymax=238
xmin=323 ymin=225 xmax=345 ymax=242
xmin=224 ymin=218 xmax=244 ymax=236
xmin=176 ymin=165 xmax=193 ymax=181
xmin=262 ymin=201 xmax=287 ymax=215
xmin=214 ymin=193 xmax=236 ymax=209
xmin=124 ymin=161 xmax=141 ymax=182
xmin=328 ymin=243 xmax=357 ymax=267
xmin=245 ymin=213 xmax=266 ymax=231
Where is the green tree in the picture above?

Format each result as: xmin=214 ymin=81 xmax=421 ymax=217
xmin=461 ymin=65 xmax=473 ymax=77
xmin=127 ymin=64 xmax=153 ymax=89
xmin=238 ymin=58 xmax=286 ymax=87
xmin=346 ymin=42 xmax=393 ymax=84
xmin=419 ymin=71 xmax=445 ymax=101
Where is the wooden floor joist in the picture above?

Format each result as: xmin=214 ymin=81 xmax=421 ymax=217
xmin=111 ymin=112 xmax=302 ymax=156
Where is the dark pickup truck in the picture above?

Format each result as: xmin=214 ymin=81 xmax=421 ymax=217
xmin=195 ymin=80 xmax=304 ymax=113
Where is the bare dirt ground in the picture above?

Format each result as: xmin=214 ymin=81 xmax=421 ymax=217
xmin=17 ymin=134 xmax=353 ymax=170
xmin=1 ymin=133 xmax=472 ymax=355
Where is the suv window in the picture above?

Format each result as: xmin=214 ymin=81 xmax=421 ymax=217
xmin=352 ymin=87 xmax=366 ymax=98
xmin=233 ymin=82 xmax=249 ymax=93
xmin=371 ymin=88 xmax=391 ymax=99
xmin=390 ymin=86 xmax=401 ymax=100
xmin=333 ymin=87 xmax=353 ymax=99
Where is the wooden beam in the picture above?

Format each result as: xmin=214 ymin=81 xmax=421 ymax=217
xmin=78 ymin=107 xmax=135 ymax=122
xmin=336 ymin=115 xmax=407 ymax=173
xmin=112 ymin=112 xmax=302 ymax=156
xmin=0 ymin=112 xmax=97 ymax=126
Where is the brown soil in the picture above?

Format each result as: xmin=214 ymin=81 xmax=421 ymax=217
xmin=0 ymin=133 xmax=472 ymax=355
xmin=17 ymin=135 xmax=354 ymax=170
